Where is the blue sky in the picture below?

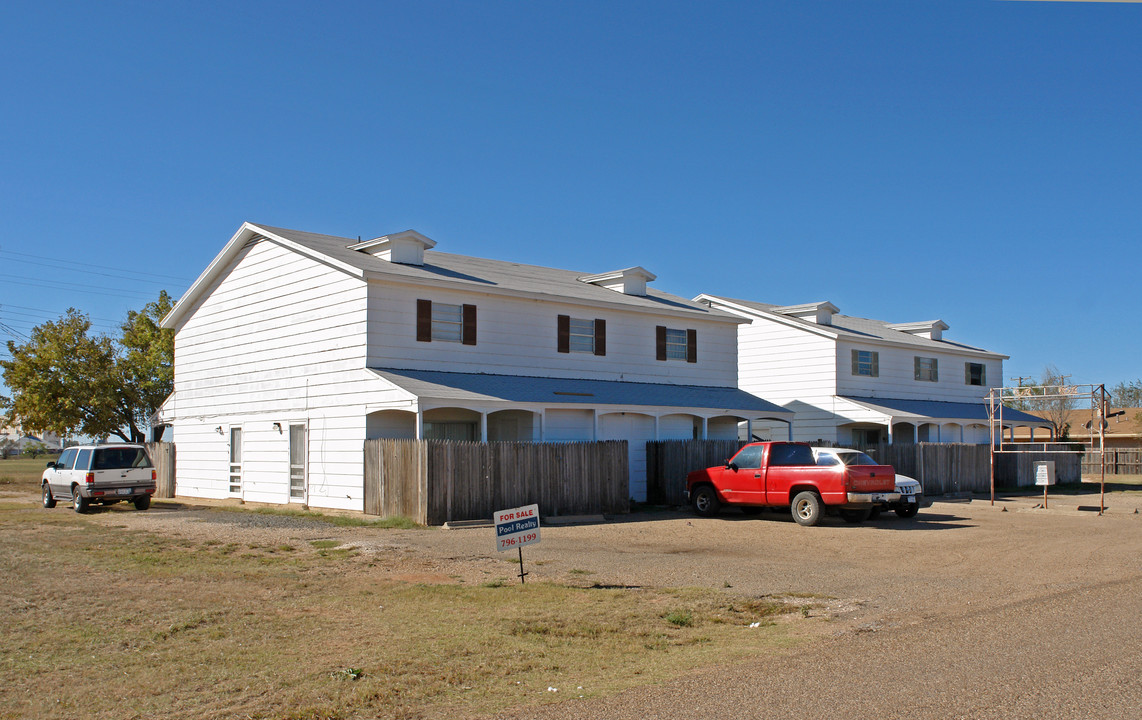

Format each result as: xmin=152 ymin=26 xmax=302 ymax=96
xmin=1 ymin=0 xmax=1139 ymax=394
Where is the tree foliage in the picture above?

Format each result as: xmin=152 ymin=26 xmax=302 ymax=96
xmin=1013 ymin=364 xmax=1078 ymax=440
xmin=0 ymin=292 xmax=174 ymax=443
xmin=1110 ymin=380 xmax=1142 ymax=408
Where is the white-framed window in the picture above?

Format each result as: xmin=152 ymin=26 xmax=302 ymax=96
xmin=656 ymin=326 xmax=697 ymax=363
xmin=914 ymin=357 xmax=939 ymax=382
xmin=557 ymin=315 xmax=606 ymax=356
xmin=228 ymin=427 xmax=242 ymax=495
xmin=417 ymin=299 xmax=476 ymax=345
xmin=568 ymin=318 xmax=595 ymax=353
xmin=965 ymin=362 xmax=986 ymax=386
xmin=852 ymin=349 xmax=879 ymax=377
xmin=431 ymin=302 xmax=463 ymax=342
xmin=289 ymin=424 xmax=306 ymax=500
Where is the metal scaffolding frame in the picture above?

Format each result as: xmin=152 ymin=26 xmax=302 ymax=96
xmin=987 ymin=384 xmax=1109 ymax=512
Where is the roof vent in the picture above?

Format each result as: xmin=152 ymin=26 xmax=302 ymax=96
xmin=578 ymin=266 xmax=657 ymax=297
xmin=351 ymin=230 xmax=436 ymax=266
xmin=887 ymin=320 xmax=949 ymax=341
xmin=773 ymin=301 xmax=839 ymax=326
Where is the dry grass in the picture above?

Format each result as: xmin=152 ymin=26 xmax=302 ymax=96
xmin=0 ymin=500 xmax=805 ymax=720
xmin=0 ymin=456 xmax=50 ymax=491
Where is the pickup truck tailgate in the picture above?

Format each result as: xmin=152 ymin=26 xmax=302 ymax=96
xmin=847 ymin=466 xmax=896 ymax=493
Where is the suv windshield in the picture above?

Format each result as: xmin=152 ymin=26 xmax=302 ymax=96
xmin=93 ymin=447 xmax=152 ymax=470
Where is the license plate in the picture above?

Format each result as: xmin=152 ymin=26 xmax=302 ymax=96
xmin=906 ymin=496 xmax=916 ymax=503
xmin=117 ymin=488 xmax=133 ymax=495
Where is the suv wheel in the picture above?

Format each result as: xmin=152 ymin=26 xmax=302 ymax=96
xmin=42 ymin=484 xmax=56 ymax=509
xmin=72 ymin=486 xmax=88 ymax=513
xmin=134 ymin=495 xmax=151 ymax=511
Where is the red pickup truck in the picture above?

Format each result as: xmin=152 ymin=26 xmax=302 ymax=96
xmin=685 ymin=441 xmax=899 ymax=526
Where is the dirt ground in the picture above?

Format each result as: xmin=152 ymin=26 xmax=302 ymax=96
xmin=10 ymin=485 xmax=1142 ymax=718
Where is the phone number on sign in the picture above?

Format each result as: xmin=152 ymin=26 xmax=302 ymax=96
xmin=498 ymin=532 xmax=538 ymax=550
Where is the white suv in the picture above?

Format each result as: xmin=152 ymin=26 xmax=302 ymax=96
xmin=42 ymin=444 xmax=157 ymax=512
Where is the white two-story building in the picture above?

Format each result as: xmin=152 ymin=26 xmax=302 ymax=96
xmin=693 ymin=296 xmax=1049 ymax=445
xmin=155 ymin=223 xmax=792 ymax=510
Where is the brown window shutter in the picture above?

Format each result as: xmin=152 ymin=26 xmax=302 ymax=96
xmin=852 ymin=349 xmax=860 ymax=376
xmin=686 ymin=329 xmax=697 ymax=363
xmin=594 ymin=319 xmax=606 ymax=356
xmin=416 ymin=299 xmax=432 ymax=342
xmin=462 ymin=304 xmax=477 ymax=345
xmin=656 ymin=326 xmax=667 ymax=361
xmin=557 ymin=315 xmax=570 ymax=353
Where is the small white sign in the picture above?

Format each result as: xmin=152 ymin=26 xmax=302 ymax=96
xmin=494 ymin=504 xmax=541 ymax=552
xmin=1034 ymin=461 xmax=1056 ymax=486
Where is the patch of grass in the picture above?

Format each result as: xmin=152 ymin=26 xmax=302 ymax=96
xmin=0 ymin=505 xmax=805 ymax=720
xmin=664 ymin=610 xmax=694 ymax=627
xmin=310 ymin=540 xmax=341 ymax=550
xmin=0 ymin=457 xmax=51 ymax=490
xmin=213 ymin=505 xmax=421 ymax=529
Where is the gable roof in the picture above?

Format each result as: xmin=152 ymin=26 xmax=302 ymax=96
xmin=164 ymin=222 xmax=743 ymax=329
xmin=696 ymin=295 xmax=1006 ymax=359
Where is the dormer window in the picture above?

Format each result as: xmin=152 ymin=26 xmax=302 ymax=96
xmin=352 ymin=230 xmax=436 ymax=266
xmin=579 ymin=267 xmax=656 ymax=296
xmin=772 ymin=301 xmax=839 ymax=326
xmin=889 ymin=320 xmax=949 ymax=341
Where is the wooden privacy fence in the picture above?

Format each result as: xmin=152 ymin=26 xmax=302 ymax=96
xmin=146 ymin=441 xmax=176 ymax=498
xmin=646 ymin=440 xmax=1085 ymax=504
xmin=364 ymin=439 xmax=629 ymax=525
xmin=646 ymin=440 xmax=742 ymax=506
xmin=1082 ymin=449 xmax=1142 ymax=475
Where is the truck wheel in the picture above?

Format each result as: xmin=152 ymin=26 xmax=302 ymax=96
xmin=42 ymin=484 xmax=56 ymax=509
xmin=134 ymin=495 xmax=151 ymax=511
xmin=895 ymin=503 xmax=920 ymax=519
xmin=840 ymin=508 xmax=871 ymax=524
xmin=72 ymin=486 xmax=88 ymax=513
xmin=791 ymin=491 xmax=822 ymax=526
xmin=691 ymin=485 xmax=721 ymax=518
xmin=868 ymin=507 xmax=881 ymax=520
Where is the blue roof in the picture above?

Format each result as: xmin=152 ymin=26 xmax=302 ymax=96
xmin=371 ymin=367 xmax=792 ymax=417
xmin=842 ymin=396 xmax=1049 ymax=425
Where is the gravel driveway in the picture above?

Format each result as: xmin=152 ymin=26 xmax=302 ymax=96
xmin=62 ymin=488 xmax=1142 ymax=719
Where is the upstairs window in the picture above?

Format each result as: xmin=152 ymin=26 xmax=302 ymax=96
xmin=656 ymin=326 xmax=696 ymax=363
xmin=417 ymin=299 xmax=476 ymax=345
xmin=914 ymin=356 xmax=939 ymax=382
xmin=851 ymin=349 xmax=879 ymax=377
xmin=557 ymin=315 xmax=606 ymax=356
xmin=965 ymin=362 xmax=986 ymax=386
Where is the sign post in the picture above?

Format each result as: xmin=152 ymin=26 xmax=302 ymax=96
xmin=494 ymin=504 xmax=540 ymax=584
xmin=1034 ymin=461 xmax=1055 ymax=509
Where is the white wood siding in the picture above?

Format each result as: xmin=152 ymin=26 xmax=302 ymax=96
xmin=835 ymin=340 xmax=1002 ymax=403
xmin=734 ymin=315 xmax=837 ymax=408
xmin=169 ymin=240 xmax=391 ymax=511
xmin=366 ymin=283 xmax=739 ymax=387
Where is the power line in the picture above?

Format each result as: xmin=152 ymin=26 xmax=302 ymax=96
xmin=0 ymin=303 xmax=122 ymax=324
xmin=0 ymin=275 xmax=161 ymax=301
xmin=0 ymin=248 xmax=194 ymax=284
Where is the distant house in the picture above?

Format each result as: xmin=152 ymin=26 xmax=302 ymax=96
xmin=692 ymin=296 xmax=1049 ymax=445
xmin=0 ymin=422 xmax=62 ymax=452
xmin=155 ymin=223 xmax=791 ymax=510
xmin=1013 ymin=407 xmax=1142 ymax=449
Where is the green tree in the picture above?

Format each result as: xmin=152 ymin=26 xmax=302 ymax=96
xmin=1110 ymin=380 xmax=1142 ymax=407
xmin=0 ymin=292 xmax=174 ymax=443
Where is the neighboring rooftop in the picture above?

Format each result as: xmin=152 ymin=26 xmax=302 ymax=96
xmin=696 ymin=295 xmax=1004 ymax=357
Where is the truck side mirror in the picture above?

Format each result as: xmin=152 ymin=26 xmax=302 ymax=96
xmin=725 ymin=460 xmax=737 ymax=471
xmin=45 ymin=461 xmax=56 ymax=469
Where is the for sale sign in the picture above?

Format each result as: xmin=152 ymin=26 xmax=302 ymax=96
xmin=494 ymin=504 xmax=541 ymax=552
